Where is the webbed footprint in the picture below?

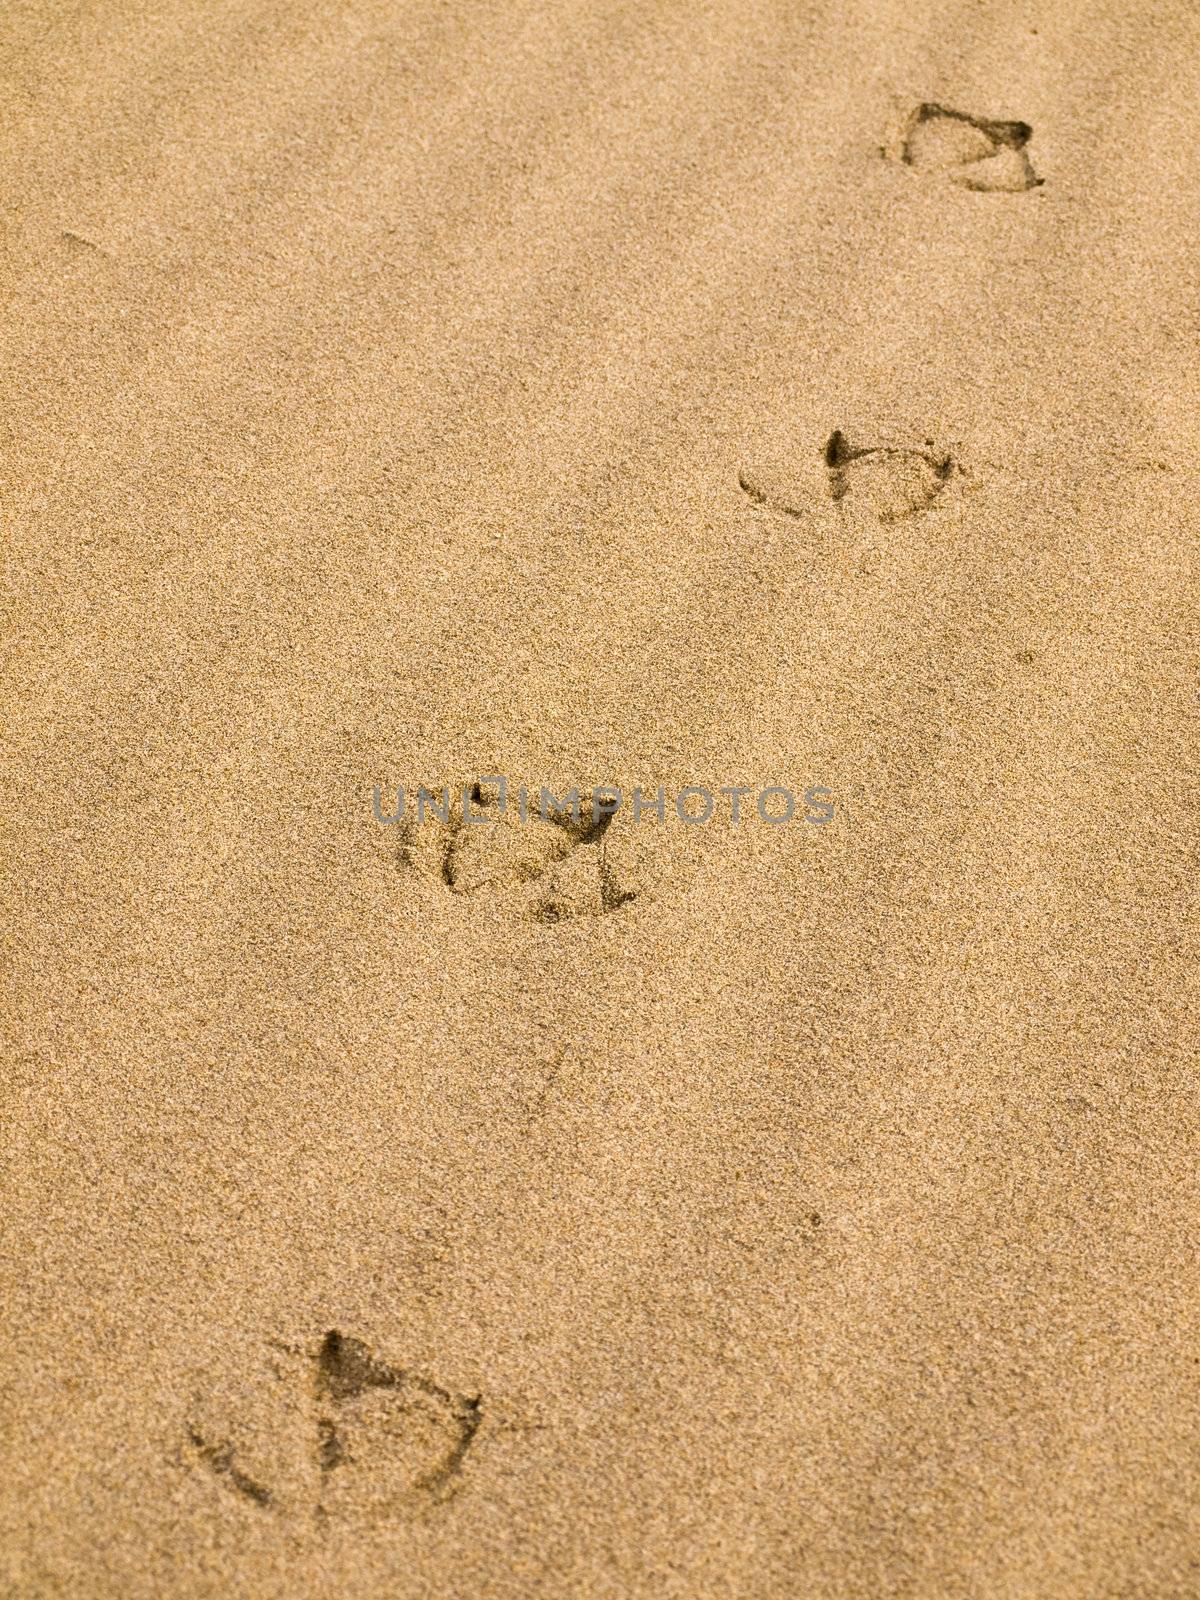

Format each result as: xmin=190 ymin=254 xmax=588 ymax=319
xmin=398 ymin=782 xmax=640 ymax=921
xmin=316 ymin=1331 xmax=482 ymax=1515
xmin=535 ymin=828 xmax=639 ymax=923
xmin=181 ymin=1331 xmax=488 ymax=1523
xmin=741 ymin=432 xmax=959 ymax=523
xmin=894 ymin=102 xmax=1042 ymax=192
xmin=442 ymin=787 xmax=570 ymax=892
xmin=824 ymin=429 xmax=958 ymax=521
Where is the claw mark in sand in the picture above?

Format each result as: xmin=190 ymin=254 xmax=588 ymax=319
xmin=894 ymin=103 xmax=1042 ymax=192
xmin=531 ymin=1044 xmax=568 ymax=1116
xmin=317 ymin=1416 xmax=344 ymax=1472
xmin=186 ymin=1426 xmax=273 ymax=1508
xmin=61 ymin=230 xmax=114 ymax=263
xmin=738 ymin=470 xmax=804 ymax=520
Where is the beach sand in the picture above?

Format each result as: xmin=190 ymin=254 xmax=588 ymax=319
xmin=3 ymin=2 xmax=1198 ymax=1594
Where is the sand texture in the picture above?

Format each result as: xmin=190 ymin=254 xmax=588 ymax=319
xmin=3 ymin=1 xmax=1199 ymax=1595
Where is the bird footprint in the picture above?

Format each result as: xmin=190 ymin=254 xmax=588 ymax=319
xmin=895 ymin=103 xmax=1042 ymax=192
xmin=183 ymin=1331 xmax=490 ymax=1523
xmin=824 ymin=429 xmax=958 ymax=521
xmin=740 ymin=431 xmax=959 ymax=523
xmin=398 ymin=782 xmax=639 ymax=923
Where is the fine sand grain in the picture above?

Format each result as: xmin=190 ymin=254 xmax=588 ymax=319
xmin=3 ymin=2 xmax=1199 ymax=1596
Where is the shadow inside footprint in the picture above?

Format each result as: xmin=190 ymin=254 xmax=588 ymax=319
xmin=899 ymin=103 xmax=1042 ymax=192
xmin=824 ymin=430 xmax=957 ymax=521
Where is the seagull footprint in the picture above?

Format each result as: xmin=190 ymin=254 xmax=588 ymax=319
xmin=897 ymin=103 xmax=1042 ymax=193
xmin=824 ymin=430 xmax=958 ymax=521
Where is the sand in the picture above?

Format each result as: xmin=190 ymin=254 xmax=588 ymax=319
xmin=3 ymin=1 xmax=1198 ymax=1595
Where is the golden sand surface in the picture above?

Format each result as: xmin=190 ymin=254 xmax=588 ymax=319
xmin=3 ymin=2 xmax=1198 ymax=1595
